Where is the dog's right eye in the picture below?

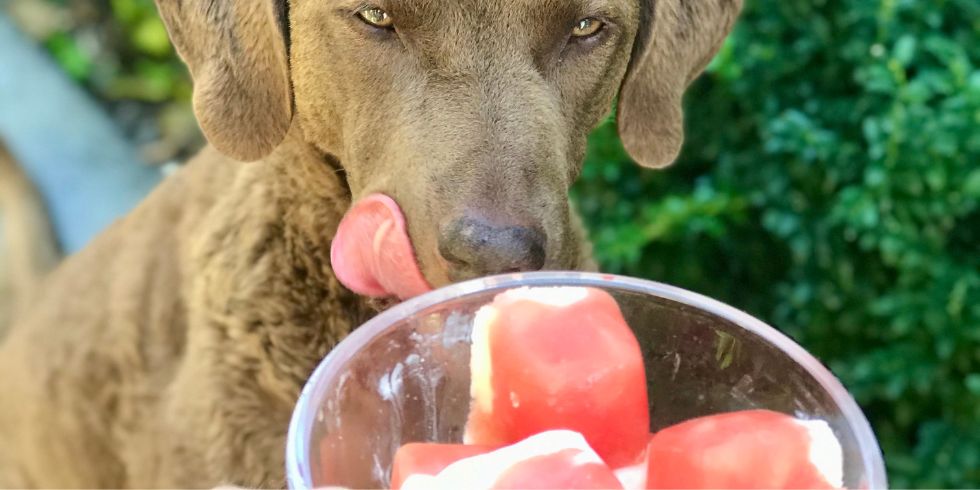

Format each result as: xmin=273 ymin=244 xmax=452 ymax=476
xmin=356 ymin=6 xmax=394 ymax=29
xmin=571 ymin=18 xmax=604 ymax=38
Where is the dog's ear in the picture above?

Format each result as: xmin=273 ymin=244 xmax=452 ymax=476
xmin=617 ymin=0 xmax=742 ymax=168
xmin=155 ymin=0 xmax=292 ymax=162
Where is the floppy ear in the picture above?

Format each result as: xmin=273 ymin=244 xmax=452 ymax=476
xmin=617 ymin=0 xmax=742 ymax=168
xmin=155 ymin=0 xmax=292 ymax=162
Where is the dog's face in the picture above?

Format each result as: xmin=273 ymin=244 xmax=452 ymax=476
xmin=156 ymin=0 xmax=741 ymax=287
xmin=289 ymin=0 xmax=641 ymax=285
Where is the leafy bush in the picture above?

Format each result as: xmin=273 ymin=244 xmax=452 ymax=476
xmin=36 ymin=0 xmax=188 ymax=103
xmin=23 ymin=0 xmax=979 ymax=486
xmin=9 ymin=0 xmax=199 ymax=162
xmin=575 ymin=0 xmax=980 ymax=487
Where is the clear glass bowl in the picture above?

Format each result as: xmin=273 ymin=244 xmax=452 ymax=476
xmin=286 ymin=272 xmax=887 ymax=489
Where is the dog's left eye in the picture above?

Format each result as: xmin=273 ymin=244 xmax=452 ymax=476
xmin=357 ymin=6 xmax=394 ymax=29
xmin=571 ymin=18 xmax=604 ymax=38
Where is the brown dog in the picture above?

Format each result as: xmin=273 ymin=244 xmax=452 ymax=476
xmin=0 ymin=0 xmax=741 ymax=487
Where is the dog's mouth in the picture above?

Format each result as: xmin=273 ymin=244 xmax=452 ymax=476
xmin=330 ymin=194 xmax=433 ymax=300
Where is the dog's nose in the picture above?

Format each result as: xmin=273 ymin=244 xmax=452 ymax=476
xmin=438 ymin=216 xmax=546 ymax=281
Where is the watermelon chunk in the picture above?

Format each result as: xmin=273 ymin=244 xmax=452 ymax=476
xmin=645 ymin=409 xmax=844 ymax=489
xmin=400 ymin=430 xmax=624 ymax=490
xmin=390 ymin=443 xmax=496 ymax=489
xmin=465 ymin=286 xmax=649 ymax=467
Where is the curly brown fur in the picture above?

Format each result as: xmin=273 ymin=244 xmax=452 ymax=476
xmin=0 ymin=0 xmax=740 ymax=487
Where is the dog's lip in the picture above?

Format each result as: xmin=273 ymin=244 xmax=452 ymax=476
xmin=330 ymin=194 xmax=433 ymax=300
xmin=422 ymin=242 xmax=456 ymax=287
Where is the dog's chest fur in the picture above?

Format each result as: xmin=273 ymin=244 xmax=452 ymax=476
xmin=0 ymin=139 xmax=376 ymax=488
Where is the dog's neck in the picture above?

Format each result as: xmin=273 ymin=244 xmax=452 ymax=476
xmin=177 ymin=126 xmax=382 ymax=403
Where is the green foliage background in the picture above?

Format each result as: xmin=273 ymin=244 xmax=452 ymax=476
xmin=24 ymin=0 xmax=980 ymax=486
xmin=577 ymin=1 xmax=980 ymax=486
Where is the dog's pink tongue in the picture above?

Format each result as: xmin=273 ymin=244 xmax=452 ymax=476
xmin=331 ymin=194 xmax=433 ymax=300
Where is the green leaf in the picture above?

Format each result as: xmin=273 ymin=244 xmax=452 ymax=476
xmin=893 ymin=35 xmax=917 ymax=67
xmin=132 ymin=17 xmax=173 ymax=57
xmin=43 ymin=32 xmax=93 ymax=81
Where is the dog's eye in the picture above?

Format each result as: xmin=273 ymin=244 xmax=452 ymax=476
xmin=571 ymin=18 xmax=604 ymax=38
xmin=357 ymin=7 xmax=394 ymax=29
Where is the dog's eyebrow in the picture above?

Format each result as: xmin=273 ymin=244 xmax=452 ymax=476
xmin=577 ymin=0 xmax=630 ymax=19
xmin=533 ymin=0 xmax=629 ymax=23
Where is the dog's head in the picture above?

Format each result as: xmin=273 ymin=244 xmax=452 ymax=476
xmin=156 ymin=0 xmax=741 ymax=294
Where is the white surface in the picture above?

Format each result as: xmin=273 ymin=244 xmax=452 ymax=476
xmin=402 ymin=430 xmax=601 ymax=490
xmin=797 ymin=418 xmax=845 ymax=488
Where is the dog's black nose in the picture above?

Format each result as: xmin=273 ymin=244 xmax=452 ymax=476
xmin=438 ymin=216 xmax=546 ymax=281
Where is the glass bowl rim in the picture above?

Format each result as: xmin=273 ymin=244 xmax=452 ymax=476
xmin=285 ymin=271 xmax=887 ymax=489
